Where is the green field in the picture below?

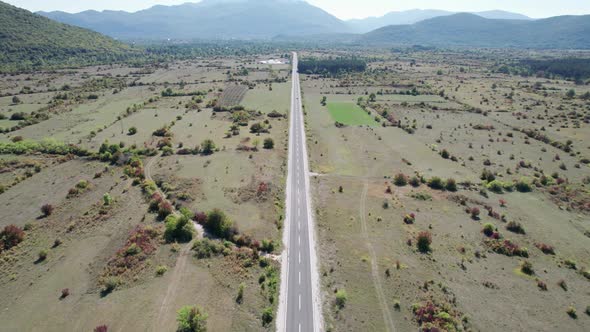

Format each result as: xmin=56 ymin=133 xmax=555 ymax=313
xmin=327 ymin=102 xmax=377 ymax=126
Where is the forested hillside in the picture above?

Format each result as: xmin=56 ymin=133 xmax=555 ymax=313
xmin=0 ymin=1 xmax=132 ymax=71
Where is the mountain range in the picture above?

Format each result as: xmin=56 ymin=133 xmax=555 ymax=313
xmin=360 ymin=13 xmax=590 ymax=49
xmin=346 ymin=9 xmax=531 ymax=33
xmin=1 ymin=0 xmax=589 ymax=50
xmin=38 ymin=0 xmax=536 ymax=40
xmin=39 ymin=0 xmax=348 ymax=40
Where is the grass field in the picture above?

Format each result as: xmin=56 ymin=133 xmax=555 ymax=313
xmin=327 ymin=102 xmax=377 ymax=126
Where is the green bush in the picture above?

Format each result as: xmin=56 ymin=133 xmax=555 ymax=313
xmin=515 ymin=178 xmax=532 ymax=192
xmin=164 ymin=214 xmax=195 ymax=243
xmin=177 ymin=305 xmax=208 ymax=332
xmin=427 ymin=177 xmax=444 ymax=190
xmin=393 ymin=173 xmax=407 ymax=186
xmin=263 ymin=138 xmax=274 ymax=149
xmin=416 ymin=231 xmax=432 ymax=253
xmin=201 ymin=139 xmax=216 ymax=155
xmin=335 ymin=289 xmax=348 ymax=309
xmin=156 ymin=265 xmax=168 ymax=276
xmin=486 ymin=180 xmax=504 ymax=194
xmin=205 ymin=209 xmax=234 ymax=239
xmin=445 ymin=178 xmax=457 ymax=191
xmin=192 ymin=238 xmax=224 ymax=259
xmin=128 ymin=127 xmax=137 ymax=135
xmin=261 ymin=307 xmax=274 ymax=326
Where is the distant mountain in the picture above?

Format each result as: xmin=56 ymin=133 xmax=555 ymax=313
xmin=0 ymin=1 xmax=130 ymax=70
xmin=346 ymin=9 xmax=531 ymax=33
xmin=39 ymin=0 xmax=350 ymax=40
xmin=359 ymin=13 xmax=590 ymax=49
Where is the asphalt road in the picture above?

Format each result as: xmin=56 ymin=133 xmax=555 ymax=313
xmin=283 ymin=53 xmax=318 ymax=332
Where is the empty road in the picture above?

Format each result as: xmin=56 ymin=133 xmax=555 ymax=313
xmin=278 ymin=53 xmax=321 ymax=332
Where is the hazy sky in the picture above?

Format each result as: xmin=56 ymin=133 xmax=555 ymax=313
xmin=6 ymin=0 xmax=590 ymax=19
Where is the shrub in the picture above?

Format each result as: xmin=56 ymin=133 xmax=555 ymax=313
xmin=11 ymin=96 xmax=21 ymax=104
xmin=158 ymin=200 xmax=174 ymax=219
xmin=263 ymin=138 xmax=274 ymax=149
xmin=506 ymin=221 xmax=525 ymax=234
xmin=125 ymin=243 xmax=142 ymax=256
xmin=482 ymin=223 xmax=495 ymax=237
xmin=94 ymin=325 xmax=108 ymax=332
xmin=470 ymin=207 xmax=480 ymax=220
xmin=335 ymin=289 xmax=348 ymax=309
xmin=177 ymin=305 xmax=208 ymax=332
xmin=564 ymin=259 xmax=577 ymax=270
xmin=445 ymin=178 xmax=457 ymax=191
xmin=236 ymin=282 xmax=245 ymax=303
xmin=205 ymin=209 xmax=234 ymax=239
xmin=201 ymin=139 xmax=216 ymax=155
xmin=566 ymin=306 xmax=577 ymax=319
xmin=521 ymin=260 xmax=534 ymax=275
xmin=0 ymin=225 xmax=25 ymax=251
xmin=164 ymin=215 xmax=195 ymax=243
xmin=60 ymin=288 xmax=70 ymax=299
xmin=38 ymin=249 xmax=48 ymax=261
xmin=535 ymin=243 xmax=555 ymax=255
xmin=102 ymin=277 xmax=119 ymax=294
xmin=558 ymin=279 xmax=568 ymax=291
xmin=416 ymin=231 xmax=432 ymax=253
xmin=128 ymin=127 xmax=137 ymax=135
xmin=156 ymin=265 xmax=168 ymax=276
xmin=537 ymin=280 xmax=548 ymax=291
xmin=440 ymin=149 xmax=450 ymax=159
xmin=103 ymin=193 xmax=113 ymax=206
xmin=393 ymin=173 xmax=407 ymax=186
xmin=41 ymin=203 xmax=54 ymax=217
xmin=499 ymin=199 xmax=507 ymax=207
xmin=403 ymin=213 xmax=416 ymax=224
xmin=486 ymin=180 xmax=504 ymax=194
xmin=261 ymin=307 xmax=274 ymax=326
xmin=409 ymin=176 xmax=421 ymax=187
xmin=427 ymin=177 xmax=444 ymax=190
xmin=515 ymin=178 xmax=532 ymax=192
xmin=192 ymin=238 xmax=224 ymax=259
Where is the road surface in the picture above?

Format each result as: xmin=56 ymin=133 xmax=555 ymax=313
xmin=278 ymin=53 xmax=322 ymax=332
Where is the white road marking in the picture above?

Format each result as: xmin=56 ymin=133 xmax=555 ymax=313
xmin=298 ymin=250 xmax=301 ymax=263
xmin=299 ymin=323 xmax=301 ymax=332
xmin=299 ymin=294 xmax=301 ymax=311
xmin=299 ymin=271 xmax=301 ymax=285
xmin=298 ymin=207 xmax=300 ymax=217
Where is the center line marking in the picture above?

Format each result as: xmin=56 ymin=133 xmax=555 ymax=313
xmin=299 ymin=294 xmax=301 ymax=311
xmin=299 ymin=271 xmax=301 ymax=284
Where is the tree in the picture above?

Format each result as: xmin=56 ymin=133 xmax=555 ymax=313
xmin=205 ymin=209 xmax=234 ymax=239
xmin=128 ymin=127 xmax=137 ymax=135
xmin=164 ymin=214 xmax=195 ymax=243
xmin=177 ymin=305 xmax=208 ymax=332
xmin=263 ymin=138 xmax=274 ymax=149
xmin=369 ymin=93 xmax=376 ymax=102
xmin=11 ymin=96 xmax=20 ymax=104
xmin=320 ymin=96 xmax=327 ymax=106
xmin=201 ymin=139 xmax=216 ymax=155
